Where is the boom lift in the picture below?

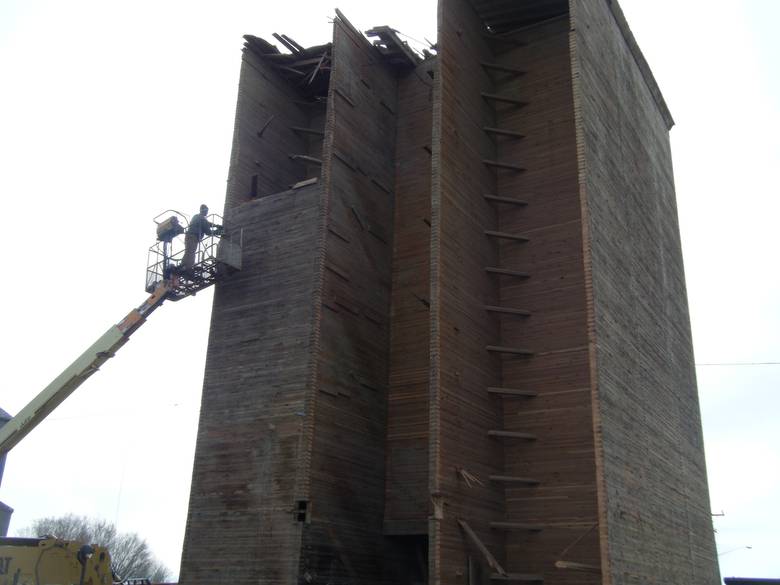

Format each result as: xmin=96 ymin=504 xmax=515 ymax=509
xmin=0 ymin=210 xmax=241 ymax=456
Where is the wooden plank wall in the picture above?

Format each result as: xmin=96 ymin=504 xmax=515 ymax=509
xmin=225 ymin=47 xmax=324 ymax=210
xmin=570 ymin=1 xmax=720 ymax=583
xmin=384 ymin=59 xmax=435 ymax=537
xmin=297 ymin=14 xmax=401 ymax=584
xmin=432 ymin=0 xmax=506 ymax=581
xmin=179 ymin=184 xmax=322 ymax=585
xmin=489 ymin=16 xmax=602 ymax=582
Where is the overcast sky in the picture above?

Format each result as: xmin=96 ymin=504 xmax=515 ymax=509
xmin=0 ymin=0 xmax=778 ymax=581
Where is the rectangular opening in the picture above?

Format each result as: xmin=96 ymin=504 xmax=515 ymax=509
xmin=296 ymin=500 xmax=308 ymax=522
xmin=385 ymin=534 xmax=428 ymax=585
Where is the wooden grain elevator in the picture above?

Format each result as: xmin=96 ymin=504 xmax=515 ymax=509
xmin=179 ymin=1 xmax=721 ymax=584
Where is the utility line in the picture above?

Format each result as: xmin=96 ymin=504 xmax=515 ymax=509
xmin=696 ymin=362 xmax=780 ymax=366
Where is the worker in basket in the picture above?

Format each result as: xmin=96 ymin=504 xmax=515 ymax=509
xmin=179 ymin=204 xmax=222 ymax=274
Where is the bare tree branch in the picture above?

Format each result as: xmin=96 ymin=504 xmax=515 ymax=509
xmin=20 ymin=514 xmax=170 ymax=582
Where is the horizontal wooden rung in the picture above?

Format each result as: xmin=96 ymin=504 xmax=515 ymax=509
xmin=490 ymin=574 xmax=543 ymax=582
xmin=487 ymin=345 xmax=533 ymax=356
xmin=481 ymin=92 xmax=529 ymax=107
xmin=291 ymin=177 xmax=318 ymax=190
xmin=481 ymin=62 xmax=527 ymax=75
xmin=487 ymin=387 xmax=537 ymax=397
xmin=485 ymin=230 xmax=529 ymax=242
xmin=485 ymin=305 xmax=531 ymax=316
xmin=490 ymin=522 xmax=544 ymax=531
xmin=483 ymin=127 xmax=526 ymax=139
xmin=291 ymin=126 xmax=325 ymax=136
xmin=483 ymin=160 xmax=526 ymax=172
xmin=490 ymin=475 xmax=540 ymax=485
xmin=554 ymin=561 xmax=600 ymax=573
xmin=488 ymin=430 xmax=536 ymax=440
xmin=485 ymin=267 xmax=530 ymax=279
xmin=484 ymin=194 xmax=528 ymax=205
xmin=289 ymin=154 xmax=322 ymax=165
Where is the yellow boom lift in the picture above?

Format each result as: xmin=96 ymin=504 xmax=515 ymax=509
xmin=0 ymin=210 xmax=241 ymax=584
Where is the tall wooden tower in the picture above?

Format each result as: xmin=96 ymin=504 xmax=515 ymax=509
xmin=179 ymin=2 xmax=720 ymax=584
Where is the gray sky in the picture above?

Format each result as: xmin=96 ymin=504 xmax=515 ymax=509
xmin=0 ymin=0 xmax=777 ymax=580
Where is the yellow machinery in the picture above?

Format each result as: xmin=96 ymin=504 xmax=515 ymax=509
xmin=0 ymin=537 xmax=114 ymax=585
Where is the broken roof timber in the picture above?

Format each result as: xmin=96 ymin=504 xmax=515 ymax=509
xmin=365 ymin=25 xmax=422 ymax=67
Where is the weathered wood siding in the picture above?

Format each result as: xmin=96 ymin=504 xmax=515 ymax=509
xmin=493 ymin=16 xmax=601 ymax=582
xmin=226 ymin=47 xmax=323 ymax=209
xmin=432 ymin=0 xmax=506 ymax=581
xmin=181 ymin=3 xmax=720 ymax=583
xmin=297 ymin=15 xmax=400 ymax=584
xmin=179 ymin=185 xmax=321 ymax=585
xmin=384 ymin=59 xmax=435 ymax=536
xmin=570 ymin=0 xmax=720 ymax=583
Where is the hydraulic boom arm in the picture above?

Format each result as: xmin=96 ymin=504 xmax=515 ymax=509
xmin=0 ymin=278 xmax=176 ymax=455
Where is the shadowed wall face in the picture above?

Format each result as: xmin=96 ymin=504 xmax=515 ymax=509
xmin=571 ymin=1 xmax=720 ymax=583
xmin=179 ymin=185 xmax=321 ymax=585
xmin=384 ymin=59 xmax=435 ymax=537
xmin=493 ymin=17 xmax=600 ymax=581
xmin=432 ymin=0 xmax=601 ymax=582
xmin=181 ymin=13 xmax=410 ymax=585
xmin=297 ymin=17 xmax=400 ymax=584
xmin=431 ymin=0 xmax=505 ymax=578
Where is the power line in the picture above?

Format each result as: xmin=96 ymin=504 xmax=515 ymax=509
xmin=393 ymin=29 xmax=435 ymax=49
xmin=696 ymin=362 xmax=780 ymax=366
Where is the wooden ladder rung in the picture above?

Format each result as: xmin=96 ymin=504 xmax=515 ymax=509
xmin=485 ymin=230 xmax=529 ymax=242
xmin=487 ymin=345 xmax=533 ymax=356
xmin=488 ymin=430 xmax=536 ymax=440
xmin=481 ymin=62 xmax=527 ymax=75
xmin=481 ymin=92 xmax=529 ymax=107
xmin=554 ymin=561 xmax=600 ymax=573
xmin=485 ymin=305 xmax=531 ymax=316
xmin=487 ymin=387 xmax=537 ymax=397
xmin=490 ymin=521 xmax=544 ymax=531
xmin=485 ymin=267 xmax=530 ymax=279
xmin=484 ymin=194 xmax=528 ymax=205
xmin=483 ymin=160 xmax=526 ymax=172
xmin=289 ymin=154 xmax=323 ymax=165
xmin=490 ymin=475 xmax=540 ymax=486
xmin=483 ymin=127 xmax=526 ymax=139
xmin=490 ymin=574 xmax=544 ymax=582
xmin=291 ymin=126 xmax=325 ymax=136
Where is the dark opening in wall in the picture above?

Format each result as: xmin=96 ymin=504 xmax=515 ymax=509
xmin=296 ymin=500 xmax=308 ymax=522
xmin=385 ymin=534 xmax=428 ymax=585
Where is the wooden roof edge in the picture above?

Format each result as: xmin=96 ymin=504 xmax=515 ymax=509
xmin=605 ymin=0 xmax=675 ymax=130
xmin=242 ymin=34 xmax=332 ymax=60
xmin=365 ymin=25 xmax=424 ymax=67
xmin=243 ymin=34 xmax=280 ymax=55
